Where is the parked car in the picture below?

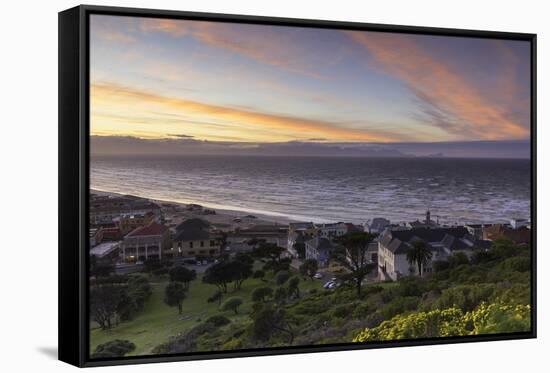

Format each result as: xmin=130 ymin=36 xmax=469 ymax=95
xmin=314 ymin=273 xmax=323 ymax=279
xmin=323 ymin=281 xmax=335 ymax=289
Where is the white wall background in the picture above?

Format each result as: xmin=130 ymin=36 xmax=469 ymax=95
xmin=0 ymin=0 xmax=547 ymax=371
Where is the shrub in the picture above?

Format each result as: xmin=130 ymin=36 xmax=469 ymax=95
xmin=431 ymin=284 xmax=496 ymax=312
xmin=221 ymin=297 xmax=243 ymax=314
xmin=275 ymin=270 xmax=291 ymax=285
xmin=91 ymin=340 xmax=136 ymax=358
xmin=331 ymin=303 xmax=357 ymax=319
xmin=380 ymin=296 xmax=420 ymax=319
xmin=251 ymin=287 xmax=273 ymax=302
xmin=252 ymin=270 xmax=265 ymax=279
xmin=205 ymin=314 xmax=231 ymax=327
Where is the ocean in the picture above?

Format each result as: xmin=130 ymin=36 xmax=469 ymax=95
xmin=90 ymin=155 xmax=531 ymax=225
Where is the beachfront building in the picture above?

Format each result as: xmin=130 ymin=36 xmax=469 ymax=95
xmin=365 ymin=218 xmax=391 ymax=234
xmin=230 ymin=224 xmax=288 ymax=252
xmin=366 ymin=242 xmax=379 ymax=264
xmin=377 ymin=227 xmax=489 ymax=281
xmin=90 ymin=194 xmax=162 ymax=225
xmin=90 ymin=241 xmax=121 ymax=261
xmin=120 ymin=221 xmax=171 ymax=262
xmin=89 ymin=227 xmax=103 ymax=247
xmin=483 ymin=224 xmax=530 ymax=245
xmin=286 ymin=231 xmax=307 ymax=258
xmin=510 ymin=218 xmax=529 ymax=229
xmin=305 ymin=236 xmax=334 ymax=267
xmin=316 ymin=222 xmax=348 ymax=239
xmin=406 ymin=210 xmax=440 ymax=229
xmin=287 ymin=222 xmax=316 ymax=252
xmin=115 ymin=212 xmax=157 ymax=235
xmin=173 ymin=218 xmax=221 ymax=258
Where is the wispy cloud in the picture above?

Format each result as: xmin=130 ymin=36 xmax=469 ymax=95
xmin=91 ymin=82 xmax=406 ymax=142
xmin=94 ymin=29 xmax=136 ymax=43
xmin=347 ymin=31 xmax=529 ymax=140
xmin=139 ymin=19 xmax=325 ymax=78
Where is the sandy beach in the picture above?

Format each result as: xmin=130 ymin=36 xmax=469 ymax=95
xmin=90 ymin=188 xmax=296 ymax=232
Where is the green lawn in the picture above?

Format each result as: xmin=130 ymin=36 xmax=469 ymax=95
xmin=90 ymin=268 xmax=323 ymax=356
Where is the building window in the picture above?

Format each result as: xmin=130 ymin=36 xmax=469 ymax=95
xmin=200 ymin=241 xmax=204 ymax=247
xmin=189 ymin=242 xmax=193 ymax=248
xmin=210 ymin=240 xmax=215 ymax=246
xmin=188 ymin=251 xmax=195 ymax=255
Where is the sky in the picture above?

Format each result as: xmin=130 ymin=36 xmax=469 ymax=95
xmin=90 ymin=15 xmax=531 ymax=156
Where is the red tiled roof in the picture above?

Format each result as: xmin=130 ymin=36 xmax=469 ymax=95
xmin=127 ymin=222 xmax=168 ymax=237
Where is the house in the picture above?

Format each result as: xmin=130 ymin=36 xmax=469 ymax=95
xmin=286 ymin=230 xmax=307 ymax=258
xmin=230 ymin=224 xmax=288 ymax=251
xmin=115 ymin=212 xmax=156 ymax=235
xmin=510 ymin=218 xmax=529 ymax=229
xmin=173 ymin=218 xmax=221 ymax=258
xmin=465 ymin=224 xmax=485 ymax=240
xmin=377 ymin=227 xmax=488 ymax=281
xmin=366 ymin=242 xmax=378 ymax=264
xmin=101 ymin=226 xmax=124 ymax=241
xmin=305 ymin=236 xmax=334 ymax=267
xmin=90 ymin=241 xmax=120 ymax=261
xmin=89 ymin=227 xmax=103 ymax=247
xmin=483 ymin=224 xmax=530 ymax=245
xmin=406 ymin=210 xmax=439 ymax=229
xmin=89 ymin=195 xmax=162 ymax=225
xmin=120 ymin=222 xmax=171 ymax=262
xmin=287 ymin=222 xmax=316 ymax=252
xmin=365 ymin=218 xmax=391 ymax=234
xmin=316 ymin=222 xmax=348 ymax=239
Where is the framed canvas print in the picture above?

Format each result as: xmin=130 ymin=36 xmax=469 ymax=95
xmin=58 ymin=5 xmax=537 ymax=367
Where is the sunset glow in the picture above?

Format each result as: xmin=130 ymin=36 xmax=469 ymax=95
xmin=90 ymin=15 xmax=530 ymax=144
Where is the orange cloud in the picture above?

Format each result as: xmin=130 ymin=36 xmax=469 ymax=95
xmin=91 ymin=82 xmax=401 ymax=142
xmin=347 ymin=31 xmax=529 ymax=140
xmin=139 ymin=19 xmax=324 ymax=78
xmin=94 ymin=29 xmax=136 ymax=43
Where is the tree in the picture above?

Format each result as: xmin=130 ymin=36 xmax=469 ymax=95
xmin=90 ymin=255 xmax=114 ymax=278
xmin=127 ymin=274 xmax=152 ymax=310
xmin=164 ymin=282 xmax=187 ymax=314
xmin=293 ymin=242 xmax=306 ymax=259
xmin=406 ymin=240 xmax=433 ymax=277
xmin=275 ymin=270 xmax=291 ymax=285
xmin=252 ymin=287 xmax=274 ymax=302
xmin=299 ymin=259 xmax=318 ymax=280
xmin=207 ymin=290 xmax=223 ymax=306
xmin=91 ymin=340 xmax=136 ymax=358
xmin=228 ymin=259 xmax=253 ymax=290
xmin=221 ymin=297 xmax=243 ymax=314
xmin=264 ymin=257 xmax=291 ymax=273
xmin=288 ymin=276 xmax=300 ymax=299
xmin=252 ymin=242 xmax=285 ymax=267
xmin=251 ymin=303 xmax=295 ymax=344
xmin=90 ymin=285 xmax=121 ymax=330
xmin=203 ymin=261 xmax=234 ymax=293
xmin=143 ymin=258 xmax=172 ymax=275
xmin=274 ymin=287 xmax=288 ymax=305
xmin=333 ymin=232 xmax=377 ymax=297
xmin=252 ymin=270 xmax=266 ymax=280
xmin=169 ymin=266 xmax=197 ymax=290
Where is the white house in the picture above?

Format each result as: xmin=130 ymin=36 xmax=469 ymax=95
xmin=365 ymin=218 xmax=391 ymax=234
xmin=316 ymin=222 xmax=348 ymax=239
xmin=377 ymin=227 xmax=488 ymax=281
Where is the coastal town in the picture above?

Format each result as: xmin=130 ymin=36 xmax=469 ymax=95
xmin=90 ymin=191 xmax=531 ymax=284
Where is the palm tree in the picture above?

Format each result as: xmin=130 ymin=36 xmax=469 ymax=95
xmin=406 ymin=240 xmax=433 ymax=277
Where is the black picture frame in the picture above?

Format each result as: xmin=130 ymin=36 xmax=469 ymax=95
xmin=59 ymin=4 xmax=537 ymax=367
